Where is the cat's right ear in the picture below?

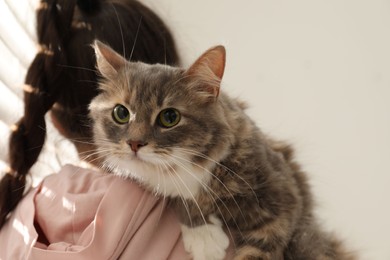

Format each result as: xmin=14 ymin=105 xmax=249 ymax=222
xmin=186 ymin=45 xmax=226 ymax=99
xmin=93 ymin=40 xmax=127 ymax=79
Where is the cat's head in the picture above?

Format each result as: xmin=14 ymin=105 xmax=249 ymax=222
xmin=89 ymin=41 xmax=234 ymax=198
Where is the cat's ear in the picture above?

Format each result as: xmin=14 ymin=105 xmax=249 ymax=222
xmin=186 ymin=45 xmax=226 ymax=98
xmin=93 ymin=40 xmax=127 ymax=79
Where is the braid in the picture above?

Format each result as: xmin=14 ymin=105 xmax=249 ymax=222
xmin=0 ymin=0 xmax=77 ymax=228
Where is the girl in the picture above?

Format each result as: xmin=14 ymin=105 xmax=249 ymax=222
xmin=0 ymin=1 xmax=222 ymax=259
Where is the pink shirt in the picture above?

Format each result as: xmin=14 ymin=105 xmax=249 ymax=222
xmin=0 ymin=165 xmax=190 ymax=259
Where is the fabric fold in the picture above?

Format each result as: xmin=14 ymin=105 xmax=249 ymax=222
xmin=0 ymin=164 xmax=189 ymax=260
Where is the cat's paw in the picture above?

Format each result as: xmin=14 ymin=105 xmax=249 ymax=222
xmin=181 ymin=215 xmax=229 ymax=260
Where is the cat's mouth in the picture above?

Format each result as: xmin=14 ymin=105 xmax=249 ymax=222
xmin=128 ymin=152 xmax=145 ymax=162
xmin=127 ymin=150 xmax=158 ymax=166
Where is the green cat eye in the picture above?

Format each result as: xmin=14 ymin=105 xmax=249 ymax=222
xmin=112 ymin=104 xmax=130 ymax=124
xmin=157 ymin=108 xmax=181 ymax=128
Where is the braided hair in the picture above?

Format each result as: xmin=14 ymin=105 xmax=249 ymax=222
xmin=0 ymin=0 xmax=179 ymax=228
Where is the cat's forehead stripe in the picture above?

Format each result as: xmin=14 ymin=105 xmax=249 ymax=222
xmin=125 ymin=64 xmax=182 ymax=106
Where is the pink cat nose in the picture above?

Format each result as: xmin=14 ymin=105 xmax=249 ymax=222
xmin=127 ymin=140 xmax=148 ymax=153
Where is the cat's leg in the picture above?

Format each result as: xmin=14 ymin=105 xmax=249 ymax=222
xmin=233 ymin=247 xmax=283 ymax=260
xmin=181 ymin=214 xmax=230 ymax=260
xmin=232 ymin=217 xmax=291 ymax=260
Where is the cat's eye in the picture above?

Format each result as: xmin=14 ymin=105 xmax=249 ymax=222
xmin=112 ymin=104 xmax=130 ymax=124
xmin=157 ymin=108 xmax=181 ymax=128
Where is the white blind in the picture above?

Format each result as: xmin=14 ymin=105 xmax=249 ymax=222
xmin=0 ymin=0 xmax=80 ymax=184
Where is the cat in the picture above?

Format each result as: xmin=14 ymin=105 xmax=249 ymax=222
xmin=89 ymin=40 xmax=355 ymax=260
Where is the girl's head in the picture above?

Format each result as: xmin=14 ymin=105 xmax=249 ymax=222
xmin=0 ymin=0 xmax=179 ymax=228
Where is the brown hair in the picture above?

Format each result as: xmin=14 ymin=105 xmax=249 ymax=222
xmin=0 ymin=0 xmax=179 ymax=228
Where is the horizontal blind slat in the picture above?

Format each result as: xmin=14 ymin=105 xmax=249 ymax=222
xmin=5 ymin=0 xmax=37 ymax=42
xmin=0 ymin=40 xmax=28 ymax=98
xmin=0 ymin=0 xmax=36 ymax=68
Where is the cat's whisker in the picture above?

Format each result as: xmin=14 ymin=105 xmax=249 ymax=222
xmin=159 ymin=159 xmax=194 ymax=228
xmin=168 ymin=154 xmax=246 ymax=240
xmin=81 ymin=152 xmax=115 ymax=167
xmin=166 ymin=157 xmax=209 ymax=229
xmin=79 ymin=148 xmax=114 ymax=161
xmin=153 ymin=160 xmax=167 ymax=227
xmin=129 ymin=16 xmax=143 ymax=62
xmin=175 ymin=147 xmax=260 ymax=204
xmin=69 ymin=136 xmax=111 ymax=146
xmin=75 ymin=142 xmax=111 ymax=152
xmin=169 ymin=151 xmax=249 ymax=224
xmin=164 ymin=37 xmax=167 ymax=66
xmin=56 ymin=64 xmax=98 ymax=73
xmin=100 ymin=156 xmax=122 ymax=175
xmin=168 ymin=156 xmax=243 ymax=245
xmin=109 ymin=2 xmax=132 ymax=99
xmin=110 ymin=3 xmax=126 ymax=59
xmin=169 ymin=156 xmax=240 ymax=238
xmin=78 ymin=151 xmax=109 ymax=162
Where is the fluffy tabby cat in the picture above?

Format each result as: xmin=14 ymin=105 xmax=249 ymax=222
xmin=89 ymin=41 xmax=355 ymax=260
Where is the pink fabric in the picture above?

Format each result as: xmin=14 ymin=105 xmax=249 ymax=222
xmin=0 ymin=165 xmax=190 ymax=260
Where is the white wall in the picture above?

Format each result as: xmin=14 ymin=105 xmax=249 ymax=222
xmin=144 ymin=1 xmax=390 ymax=259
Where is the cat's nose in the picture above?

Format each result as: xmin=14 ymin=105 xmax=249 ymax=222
xmin=127 ymin=140 xmax=148 ymax=153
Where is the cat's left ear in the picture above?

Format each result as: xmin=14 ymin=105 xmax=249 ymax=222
xmin=186 ymin=45 xmax=226 ymax=98
xmin=93 ymin=40 xmax=127 ymax=79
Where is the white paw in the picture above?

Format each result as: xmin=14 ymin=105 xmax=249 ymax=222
xmin=181 ymin=215 xmax=229 ymax=260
